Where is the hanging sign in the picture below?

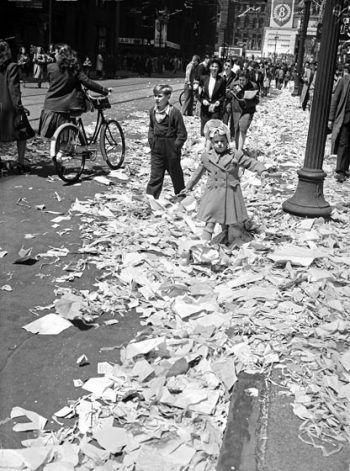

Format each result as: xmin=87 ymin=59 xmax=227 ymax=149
xmin=270 ymin=0 xmax=295 ymax=28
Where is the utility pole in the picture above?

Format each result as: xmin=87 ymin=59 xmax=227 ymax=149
xmin=292 ymin=0 xmax=312 ymax=96
xmin=283 ymin=0 xmax=344 ymax=217
xmin=48 ymin=0 xmax=53 ymax=46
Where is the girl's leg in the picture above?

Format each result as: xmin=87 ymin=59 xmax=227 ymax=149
xmin=238 ymin=131 xmax=247 ymax=151
xmin=202 ymin=222 xmax=215 ymax=241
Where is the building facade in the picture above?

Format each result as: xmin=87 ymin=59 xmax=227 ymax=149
xmin=216 ymin=0 xmax=268 ymax=57
xmin=3 ymin=0 xmax=217 ymax=67
xmin=3 ymin=0 xmax=121 ymax=63
xmin=117 ymin=0 xmax=217 ymax=58
xmin=215 ymin=0 xmax=322 ymax=61
xmin=262 ymin=0 xmax=321 ymax=60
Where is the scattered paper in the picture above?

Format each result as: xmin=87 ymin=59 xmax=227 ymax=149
xmin=22 ymin=314 xmax=72 ymax=335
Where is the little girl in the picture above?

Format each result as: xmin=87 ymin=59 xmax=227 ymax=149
xmin=184 ymin=120 xmax=267 ymax=244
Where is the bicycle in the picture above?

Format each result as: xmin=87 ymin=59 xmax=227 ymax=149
xmin=50 ymin=91 xmax=125 ymax=183
xmin=178 ymin=82 xmax=200 ymax=115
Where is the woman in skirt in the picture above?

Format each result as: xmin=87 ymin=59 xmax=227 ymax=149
xmin=38 ymin=44 xmax=110 ymax=139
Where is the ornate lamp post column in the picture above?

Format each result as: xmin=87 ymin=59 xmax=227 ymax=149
xmin=283 ymin=0 xmax=344 ymax=217
xmin=292 ymin=0 xmax=312 ymax=96
xmin=274 ymin=34 xmax=279 ymax=63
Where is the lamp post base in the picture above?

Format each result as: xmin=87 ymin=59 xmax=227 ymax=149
xmin=291 ymin=80 xmax=302 ymax=96
xmin=282 ymin=168 xmax=332 ymax=217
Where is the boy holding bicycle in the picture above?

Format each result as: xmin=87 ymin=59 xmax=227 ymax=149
xmin=146 ymin=84 xmax=187 ymax=199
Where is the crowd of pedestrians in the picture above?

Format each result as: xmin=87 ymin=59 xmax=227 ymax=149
xmin=13 ymin=42 xmax=186 ymax=86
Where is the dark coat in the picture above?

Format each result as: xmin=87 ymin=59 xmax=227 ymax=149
xmin=186 ymin=148 xmax=265 ymax=225
xmin=300 ymin=68 xmax=313 ymax=108
xmin=43 ymin=63 xmax=108 ymax=112
xmin=227 ymin=79 xmax=259 ymax=115
xmin=0 ymin=61 xmax=22 ymax=142
xmin=329 ymin=74 xmax=350 ymax=153
xmin=222 ymin=71 xmax=236 ymax=89
xmin=195 ymin=62 xmax=210 ymax=85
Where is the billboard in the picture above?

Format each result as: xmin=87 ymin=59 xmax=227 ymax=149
xmin=270 ymin=0 xmax=295 ymax=28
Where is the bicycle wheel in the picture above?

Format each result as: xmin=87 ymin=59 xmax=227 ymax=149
xmin=100 ymin=119 xmax=125 ymax=169
xmin=179 ymin=90 xmax=184 ymax=107
xmin=51 ymin=123 xmax=86 ymax=183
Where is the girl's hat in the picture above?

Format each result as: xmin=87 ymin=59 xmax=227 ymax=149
xmin=204 ymin=119 xmax=230 ymax=142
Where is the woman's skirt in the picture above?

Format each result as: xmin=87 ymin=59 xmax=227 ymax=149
xmin=38 ymin=110 xmax=69 ymax=138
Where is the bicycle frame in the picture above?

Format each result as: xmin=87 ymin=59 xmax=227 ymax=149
xmin=74 ymin=108 xmax=107 ymax=146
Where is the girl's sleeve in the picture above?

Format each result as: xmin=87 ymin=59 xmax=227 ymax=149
xmin=7 ymin=63 xmax=22 ymax=111
xmin=186 ymin=156 xmax=206 ymax=191
xmin=78 ymin=70 xmax=108 ymax=95
xmin=236 ymin=151 xmax=266 ymax=175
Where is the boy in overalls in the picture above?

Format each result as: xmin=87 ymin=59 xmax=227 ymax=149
xmin=146 ymin=84 xmax=187 ymax=199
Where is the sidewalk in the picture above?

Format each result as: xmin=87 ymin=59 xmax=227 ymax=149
xmin=1 ymin=86 xmax=350 ymax=470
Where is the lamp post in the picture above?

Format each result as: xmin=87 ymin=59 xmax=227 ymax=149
xmin=283 ymin=0 xmax=344 ymax=217
xmin=274 ymin=34 xmax=279 ymax=63
xmin=292 ymin=0 xmax=312 ymax=96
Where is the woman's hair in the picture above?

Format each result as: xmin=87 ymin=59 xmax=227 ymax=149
xmin=153 ymin=84 xmax=173 ymax=96
xmin=0 ymin=41 xmax=12 ymax=66
xmin=209 ymin=58 xmax=222 ymax=73
xmin=55 ymin=44 xmax=80 ymax=73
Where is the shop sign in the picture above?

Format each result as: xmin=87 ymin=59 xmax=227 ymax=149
xmin=270 ymin=0 xmax=294 ymax=28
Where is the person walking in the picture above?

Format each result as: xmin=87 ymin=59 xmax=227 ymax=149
xmin=198 ymin=58 xmax=226 ymax=136
xmin=181 ymin=54 xmax=200 ymax=116
xmin=300 ymin=61 xmax=314 ymax=111
xmin=221 ymin=58 xmax=236 ymax=125
xmin=227 ymin=72 xmax=259 ymax=151
xmin=328 ymin=63 xmax=350 ymax=183
xmin=82 ymin=56 xmax=92 ymax=77
xmin=96 ymin=50 xmax=104 ymax=79
xmin=146 ymin=84 xmax=187 ymax=199
xmin=17 ymin=47 xmax=30 ymax=86
xmin=195 ymin=54 xmax=210 ymax=85
xmin=33 ymin=46 xmax=46 ymax=88
xmin=0 ymin=41 xmax=34 ymax=173
xmin=38 ymin=44 xmax=110 ymax=139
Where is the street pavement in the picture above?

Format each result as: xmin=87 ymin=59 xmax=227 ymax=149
xmin=1 ymin=78 xmax=350 ymax=470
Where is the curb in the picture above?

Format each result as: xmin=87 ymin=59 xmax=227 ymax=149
xmin=217 ymin=372 xmax=269 ymax=471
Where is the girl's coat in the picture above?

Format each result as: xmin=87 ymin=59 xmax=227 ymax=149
xmin=187 ymin=148 xmax=265 ymax=225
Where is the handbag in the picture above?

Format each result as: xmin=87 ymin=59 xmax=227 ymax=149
xmin=14 ymin=108 xmax=35 ymax=141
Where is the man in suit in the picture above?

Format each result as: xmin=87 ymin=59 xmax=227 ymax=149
xmin=181 ymin=54 xmax=200 ymax=116
xmin=328 ymin=63 xmax=350 ymax=183
xmin=221 ymin=58 xmax=236 ymax=125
